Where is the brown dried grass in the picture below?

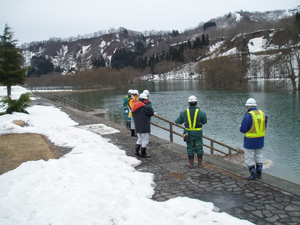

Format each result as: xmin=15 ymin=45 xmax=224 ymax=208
xmin=0 ymin=133 xmax=59 ymax=175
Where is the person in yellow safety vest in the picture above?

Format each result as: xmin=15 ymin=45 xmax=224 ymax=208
xmin=175 ymin=95 xmax=207 ymax=169
xmin=123 ymin=89 xmax=133 ymax=129
xmin=128 ymin=90 xmax=139 ymax=137
xmin=240 ymin=98 xmax=268 ymax=180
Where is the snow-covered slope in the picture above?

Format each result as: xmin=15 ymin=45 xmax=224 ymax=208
xmin=21 ymin=9 xmax=296 ymax=76
xmin=149 ymin=28 xmax=299 ymax=80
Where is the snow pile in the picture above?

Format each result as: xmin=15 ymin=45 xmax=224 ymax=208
xmin=0 ymin=86 xmax=253 ymax=225
xmin=234 ymin=12 xmax=243 ymax=22
xmin=209 ymin=40 xmax=224 ymax=55
xmin=248 ymin=37 xmax=267 ymax=53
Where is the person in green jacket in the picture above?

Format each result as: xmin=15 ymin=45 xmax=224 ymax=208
xmin=142 ymin=90 xmax=153 ymax=111
xmin=123 ymin=89 xmax=133 ymax=130
xmin=175 ymin=95 xmax=207 ymax=168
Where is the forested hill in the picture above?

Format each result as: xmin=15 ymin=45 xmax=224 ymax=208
xmin=21 ymin=8 xmax=298 ymax=78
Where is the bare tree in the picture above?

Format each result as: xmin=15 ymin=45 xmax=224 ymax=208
xmin=153 ymin=60 xmax=176 ymax=75
xmin=271 ymin=15 xmax=300 ymax=91
xmin=25 ymin=66 xmax=145 ymax=90
xmin=197 ymin=56 xmax=243 ymax=88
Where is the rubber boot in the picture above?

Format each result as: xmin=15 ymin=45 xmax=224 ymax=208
xmin=131 ymin=129 xmax=137 ymax=137
xmin=126 ymin=122 xmax=131 ymax=130
xmin=245 ymin=165 xmax=256 ymax=180
xmin=141 ymin=147 xmax=151 ymax=158
xmin=197 ymin=153 xmax=203 ymax=168
xmin=256 ymin=163 xmax=263 ymax=179
xmin=188 ymin=154 xmax=194 ymax=169
xmin=135 ymin=144 xmax=141 ymax=157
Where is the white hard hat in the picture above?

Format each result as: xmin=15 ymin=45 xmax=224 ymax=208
xmin=132 ymin=90 xmax=139 ymax=95
xmin=128 ymin=89 xmax=133 ymax=94
xmin=188 ymin=95 xmax=197 ymax=103
xmin=139 ymin=93 xmax=148 ymax=100
xmin=245 ymin=98 xmax=257 ymax=107
xmin=143 ymin=90 xmax=150 ymax=96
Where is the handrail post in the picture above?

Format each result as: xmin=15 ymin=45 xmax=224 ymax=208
xmin=211 ymin=140 xmax=214 ymax=155
xmin=169 ymin=122 xmax=173 ymax=142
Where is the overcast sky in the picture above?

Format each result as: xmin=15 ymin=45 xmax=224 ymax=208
xmin=0 ymin=0 xmax=299 ymax=45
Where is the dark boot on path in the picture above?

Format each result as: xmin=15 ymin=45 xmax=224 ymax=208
xmin=197 ymin=154 xmax=203 ymax=168
xmin=256 ymin=163 xmax=263 ymax=179
xmin=141 ymin=147 xmax=151 ymax=158
xmin=135 ymin=144 xmax=141 ymax=157
xmin=188 ymin=154 xmax=194 ymax=169
xmin=131 ymin=129 xmax=137 ymax=137
xmin=245 ymin=165 xmax=256 ymax=180
xmin=126 ymin=122 xmax=131 ymax=130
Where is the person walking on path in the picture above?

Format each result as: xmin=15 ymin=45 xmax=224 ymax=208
xmin=123 ymin=89 xmax=133 ymax=130
xmin=132 ymin=93 xmax=154 ymax=158
xmin=175 ymin=95 xmax=207 ymax=168
xmin=240 ymin=98 xmax=268 ymax=180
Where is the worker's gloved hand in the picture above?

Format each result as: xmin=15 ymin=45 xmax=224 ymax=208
xmin=183 ymin=133 xmax=190 ymax=142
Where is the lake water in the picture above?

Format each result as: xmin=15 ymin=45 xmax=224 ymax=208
xmin=62 ymin=80 xmax=300 ymax=185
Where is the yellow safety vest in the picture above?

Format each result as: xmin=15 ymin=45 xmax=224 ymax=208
xmin=126 ymin=95 xmax=130 ymax=107
xmin=128 ymin=96 xmax=137 ymax=117
xmin=245 ymin=110 xmax=266 ymax=138
xmin=186 ymin=108 xmax=202 ymax=131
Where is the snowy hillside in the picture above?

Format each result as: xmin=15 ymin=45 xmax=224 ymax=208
xmin=21 ymin=9 xmax=296 ymax=76
xmin=21 ymin=29 xmax=163 ymax=75
xmin=149 ymin=28 xmax=295 ymax=80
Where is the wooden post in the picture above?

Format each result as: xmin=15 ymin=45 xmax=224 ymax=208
xmin=170 ymin=123 xmax=173 ymax=142
xmin=211 ymin=141 xmax=214 ymax=155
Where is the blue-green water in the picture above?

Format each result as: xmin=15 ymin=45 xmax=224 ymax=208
xmin=63 ymin=80 xmax=300 ymax=185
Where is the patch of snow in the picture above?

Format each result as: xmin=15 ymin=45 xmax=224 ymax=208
xmin=248 ymin=37 xmax=266 ymax=53
xmin=220 ymin=47 xmax=238 ymax=56
xmin=209 ymin=41 xmax=224 ymax=53
xmin=78 ymin=123 xmax=119 ymax=135
xmin=99 ymin=40 xmax=106 ymax=48
xmin=234 ymin=12 xmax=242 ymax=22
xmin=81 ymin=45 xmax=91 ymax=55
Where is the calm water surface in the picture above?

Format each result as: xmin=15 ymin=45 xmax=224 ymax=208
xmin=63 ymin=80 xmax=300 ymax=185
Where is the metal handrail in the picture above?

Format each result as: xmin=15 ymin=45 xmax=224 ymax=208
xmin=151 ymin=114 xmax=243 ymax=156
xmin=53 ymin=95 xmax=94 ymax=112
xmin=34 ymin=93 xmax=94 ymax=112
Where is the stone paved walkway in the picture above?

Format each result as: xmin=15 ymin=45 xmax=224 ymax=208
xmin=106 ymin=132 xmax=300 ymax=225
xmin=35 ymin=98 xmax=300 ymax=225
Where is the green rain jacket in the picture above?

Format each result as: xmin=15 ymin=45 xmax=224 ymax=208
xmin=175 ymin=106 xmax=207 ymax=138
